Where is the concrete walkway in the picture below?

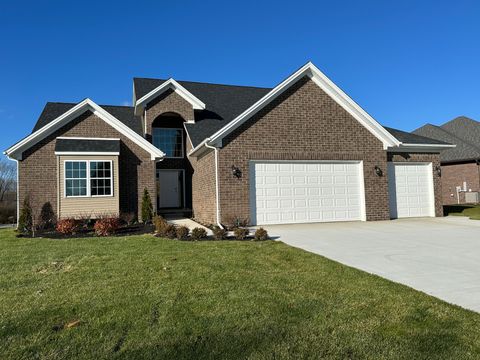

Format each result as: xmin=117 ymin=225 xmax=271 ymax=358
xmin=263 ymin=217 xmax=480 ymax=312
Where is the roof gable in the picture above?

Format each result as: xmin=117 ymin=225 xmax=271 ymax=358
xmin=134 ymin=78 xmax=206 ymax=116
xmin=189 ymin=62 xmax=405 ymax=154
xmin=5 ymin=99 xmax=164 ymax=160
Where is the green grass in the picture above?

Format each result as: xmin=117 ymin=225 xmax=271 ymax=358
xmin=444 ymin=204 xmax=480 ymax=220
xmin=1 ymin=229 xmax=480 ymax=359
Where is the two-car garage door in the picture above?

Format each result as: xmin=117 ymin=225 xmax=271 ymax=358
xmin=249 ymin=161 xmax=365 ymax=225
xmin=249 ymin=160 xmax=435 ymax=225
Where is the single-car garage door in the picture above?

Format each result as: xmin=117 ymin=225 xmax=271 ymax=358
xmin=388 ymin=162 xmax=435 ymax=218
xmin=249 ymin=161 xmax=366 ymax=225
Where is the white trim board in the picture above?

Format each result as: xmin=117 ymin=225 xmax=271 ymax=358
xmin=190 ymin=62 xmax=402 ymax=156
xmin=134 ymin=78 xmax=206 ymax=116
xmin=4 ymin=99 xmax=165 ymax=161
xmin=55 ymin=152 xmax=120 ymax=156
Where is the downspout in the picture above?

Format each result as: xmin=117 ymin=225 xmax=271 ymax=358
xmin=204 ymin=142 xmax=224 ymax=229
xmin=5 ymin=156 xmax=19 ymax=228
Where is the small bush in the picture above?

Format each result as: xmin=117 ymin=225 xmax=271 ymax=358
xmin=154 ymin=215 xmax=168 ymax=234
xmin=17 ymin=196 xmax=33 ymax=235
xmin=254 ymin=227 xmax=269 ymax=241
xmin=40 ymin=202 xmax=56 ymax=230
xmin=77 ymin=213 xmax=93 ymax=230
xmin=191 ymin=227 xmax=208 ymax=240
xmin=163 ymin=224 xmax=177 ymax=239
xmin=93 ymin=217 xmax=121 ymax=236
xmin=223 ymin=214 xmax=250 ymax=230
xmin=233 ymin=227 xmax=249 ymax=240
xmin=56 ymin=218 xmax=79 ymax=235
xmin=176 ymin=226 xmax=190 ymax=240
xmin=212 ymin=225 xmax=227 ymax=240
xmin=141 ymin=189 xmax=153 ymax=223
xmin=120 ymin=212 xmax=136 ymax=225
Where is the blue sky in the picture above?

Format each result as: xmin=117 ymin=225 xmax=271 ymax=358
xmin=1 ymin=0 xmax=479 ymax=152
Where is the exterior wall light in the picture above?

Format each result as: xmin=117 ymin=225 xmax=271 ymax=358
xmin=374 ymin=166 xmax=383 ymax=177
xmin=231 ymin=165 xmax=242 ymax=178
xmin=435 ymin=165 xmax=441 ymax=177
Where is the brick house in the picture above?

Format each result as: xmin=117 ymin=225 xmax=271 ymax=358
xmin=413 ymin=117 xmax=480 ymax=205
xmin=5 ymin=62 xmax=454 ymax=226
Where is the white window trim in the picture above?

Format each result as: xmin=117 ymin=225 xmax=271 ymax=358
xmin=64 ymin=160 xmax=114 ymax=198
xmin=152 ymin=127 xmax=184 ymax=159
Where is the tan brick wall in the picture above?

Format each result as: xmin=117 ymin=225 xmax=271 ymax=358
xmin=187 ymin=140 xmax=217 ymax=224
xmin=387 ymin=153 xmax=443 ymax=216
xmin=441 ymin=162 xmax=480 ymax=205
xmin=217 ymin=76 xmax=391 ymax=223
xmin=18 ymin=111 xmax=156 ymax=220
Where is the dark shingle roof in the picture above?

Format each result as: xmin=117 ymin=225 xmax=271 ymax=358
xmin=55 ymin=138 xmax=120 ymax=153
xmin=32 ymin=102 xmax=143 ymax=136
xmin=134 ymin=78 xmax=271 ymax=146
xmin=31 ymin=79 xmax=450 ymax=152
xmin=383 ymin=126 xmax=450 ymax=145
xmin=413 ymin=121 xmax=480 ymax=162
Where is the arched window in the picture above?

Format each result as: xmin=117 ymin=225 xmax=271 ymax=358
xmin=152 ymin=113 xmax=185 ymax=158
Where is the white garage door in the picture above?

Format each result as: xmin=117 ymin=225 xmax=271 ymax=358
xmin=388 ymin=163 xmax=435 ymax=218
xmin=249 ymin=161 xmax=365 ymax=225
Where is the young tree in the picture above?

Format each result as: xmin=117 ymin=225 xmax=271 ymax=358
xmin=17 ymin=196 xmax=32 ymax=235
xmin=141 ymin=188 xmax=153 ymax=223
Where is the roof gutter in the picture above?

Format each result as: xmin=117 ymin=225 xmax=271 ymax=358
xmin=204 ymin=142 xmax=224 ymax=229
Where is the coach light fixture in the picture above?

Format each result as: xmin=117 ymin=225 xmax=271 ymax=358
xmin=374 ymin=165 xmax=383 ymax=177
xmin=231 ymin=165 xmax=242 ymax=178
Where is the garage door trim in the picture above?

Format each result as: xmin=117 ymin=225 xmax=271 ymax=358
xmin=388 ymin=162 xmax=435 ymax=219
xmin=249 ymin=160 xmax=367 ymax=225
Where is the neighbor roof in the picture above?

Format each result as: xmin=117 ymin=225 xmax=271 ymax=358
xmin=55 ymin=138 xmax=120 ymax=154
xmin=413 ymin=117 xmax=480 ymax=163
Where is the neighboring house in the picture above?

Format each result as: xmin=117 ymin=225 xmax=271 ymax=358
xmin=4 ymin=62 xmax=454 ymax=226
xmin=413 ymin=116 xmax=480 ymax=205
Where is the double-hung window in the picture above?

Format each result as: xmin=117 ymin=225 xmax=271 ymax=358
xmin=64 ymin=160 xmax=113 ymax=197
xmin=152 ymin=128 xmax=183 ymax=158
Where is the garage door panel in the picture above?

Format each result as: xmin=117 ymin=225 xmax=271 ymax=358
xmin=250 ymin=161 xmax=364 ymax=225
xmin=388 ymin=163 xmax=434 ymax=219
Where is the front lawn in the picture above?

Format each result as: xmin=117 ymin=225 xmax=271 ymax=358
xmin=444 ymin=204 xmax=480 ymax=220
xmin=1 ymin=229 xmax=480 ymax=359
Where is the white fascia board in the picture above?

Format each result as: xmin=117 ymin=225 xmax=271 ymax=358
xmin=5 ymin=99 xmax=165 ymax=161
xmin=55 ymin=152 xmax=120 ymax=156
xmin=197 ymin=62 xmax=400 ymax=153
xmin=134 ymin=78 xmax=206 ymax=116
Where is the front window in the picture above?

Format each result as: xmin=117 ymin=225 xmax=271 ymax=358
xmin=65 ymin=160 xmax=113 ymax=197
xmin=65 ymin=161 xmax=87 ymax=197
xmin=152 ymin=128 xmax=183 ymax=158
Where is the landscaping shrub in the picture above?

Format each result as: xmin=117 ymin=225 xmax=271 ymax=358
xmin=39 ymin=202 xmax=55 ymax=230
xmin=120 ymin=212 xmax=136 ymax=225
xmin=56 ymin=218 xmax=79 ymax=235
xmin=77 ymin=213 xmax=93 ymax=230
xmin=141 ymin=188 xmax=153 ymax=223
xmin=17 ymin=196 xmax=33 ymax=235
xmin=93 ymin=217 xmax=121 ymax=236
xmin=154 ymin=215 xmax=168 ymax=234
xmin=175 ymin=225 xmax=190 ymax=240
xmin=254 ymin=227 xmax=269 ymax=241
xmin=233 ymin=227 xmax=249 ymax=240
xmin=212 ymin=225 xmax=227 ymax=240
xmin=191 ymin=227 xmax=207 ymax=240
xmin=223 ymin=214 xmax=250 ymax=230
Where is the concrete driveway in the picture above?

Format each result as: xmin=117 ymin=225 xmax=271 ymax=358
xmin=264 ymin=217 xmax=480 ymax=312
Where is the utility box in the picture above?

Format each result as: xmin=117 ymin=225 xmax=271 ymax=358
xmin=465 ymin=192 xmax=479 ymax=204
